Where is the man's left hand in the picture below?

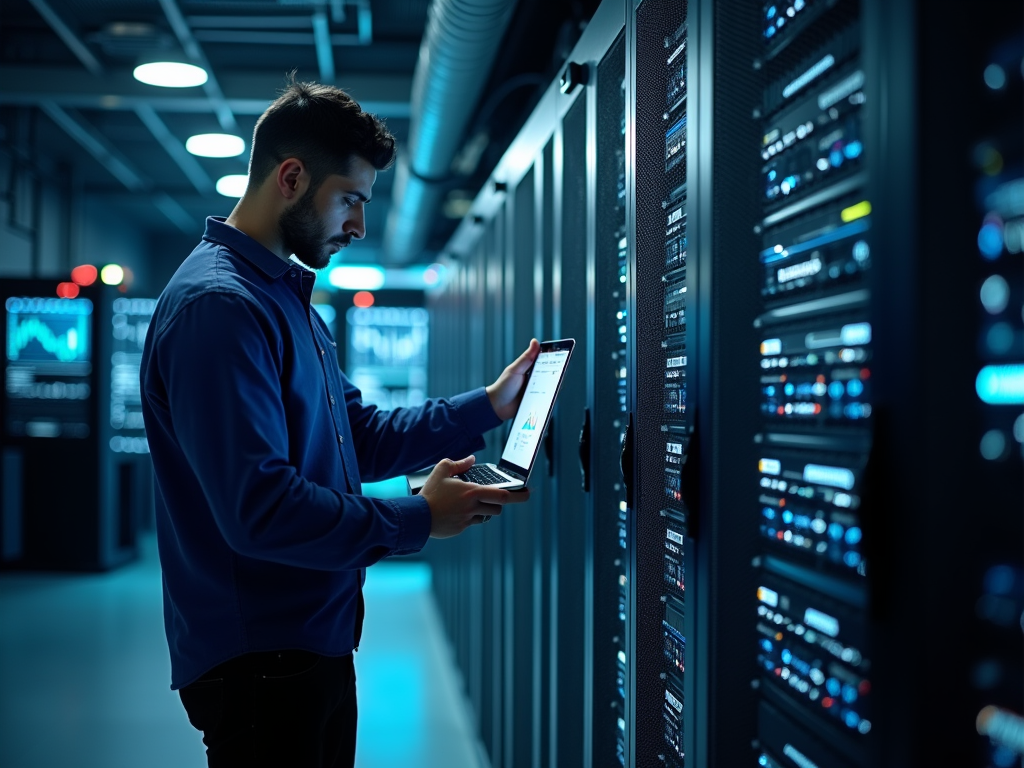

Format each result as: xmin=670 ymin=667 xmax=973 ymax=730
xmin=486 ymin=338 xmax=542 ymax=421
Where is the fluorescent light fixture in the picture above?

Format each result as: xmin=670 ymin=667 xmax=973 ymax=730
xmin=133 ymin=61 xmax=208 ymax=88
xmin=329 ymin=265 xmax=386 ymax=290
xmin=216 ymin=174 xmax=249 ymax=198
xmin=186 ymin=133 xmax=245 ymax=158
xmin=100 ymin=264 xmax=124 ymax=285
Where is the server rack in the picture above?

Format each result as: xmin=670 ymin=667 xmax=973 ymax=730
xmin=0 ymin=279 xmax=151 ymax=571
xmin=424 ymin=3 xmax=626 ymax=767
xmin=428 ymin=0 xmax=1022 ymax=766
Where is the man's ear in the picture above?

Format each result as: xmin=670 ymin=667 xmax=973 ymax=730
xmin=276 ymin=158 xmax=307 ymax=201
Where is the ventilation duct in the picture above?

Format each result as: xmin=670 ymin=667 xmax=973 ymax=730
xmin=382 ymin=0 xmax=517 ymax=264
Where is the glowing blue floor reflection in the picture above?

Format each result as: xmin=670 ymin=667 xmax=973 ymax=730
xmin=0 ymin=534 xmax=485 ymax=768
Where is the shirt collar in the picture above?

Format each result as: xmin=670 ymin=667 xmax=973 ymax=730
xmin=202 ymin=217 xmax=291 ymax=279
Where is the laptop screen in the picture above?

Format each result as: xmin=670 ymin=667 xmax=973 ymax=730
xmin=499 ymin=341 xmax=573 ymax=476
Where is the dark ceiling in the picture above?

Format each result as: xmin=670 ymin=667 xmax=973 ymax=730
xmin=0 ymin=0 xmax=600 ymax=267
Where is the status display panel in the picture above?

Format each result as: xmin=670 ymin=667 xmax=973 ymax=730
xmin=108 ymin=298 xmax=155 ymax=455
xmin=4 ymin=296 xmax=93 ymax=439
xmin=346 ymin=306 xmax=429 ymax=410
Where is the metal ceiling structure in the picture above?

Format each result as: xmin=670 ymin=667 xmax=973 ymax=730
xmin=0 ymin=0 xmax=600 ymax=264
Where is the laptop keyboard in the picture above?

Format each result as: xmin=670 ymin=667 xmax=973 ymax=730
xmin=460 ymin=465 xmax=512 ymax=485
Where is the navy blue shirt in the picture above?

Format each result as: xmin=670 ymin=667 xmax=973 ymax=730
xmin=141 ymin=217 xmax=500 ymax=689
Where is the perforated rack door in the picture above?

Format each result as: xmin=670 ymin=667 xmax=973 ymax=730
xmin=630 ymin=2 xmax=692 ymax=766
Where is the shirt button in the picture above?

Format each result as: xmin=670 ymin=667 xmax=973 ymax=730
xmin=338 ymin=434 xmax=344 ymax=445
xmin=330 ymin=395 xmax=336 ymax=406
xmin=289 ymin=270 xmax=296 ymax=278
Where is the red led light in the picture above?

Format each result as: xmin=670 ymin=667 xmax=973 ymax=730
xmin=56 ymin=282 xmax=80 ymax=299
xmin=813 ymin=404 xmax=822 ymax=414
xmin=776 ymin=531 xmax=784 ymax=540
xmin=860 ymin=368 xmax=871 ymax=379
xmin=859 ymin=680 xmax=871 ymax=694
xmin=70 ymin=264 xmax=97 ymax=286
xmin=816 ymin=374 xmax=826 ymax=383
xmin=777 ymin=407 xmax=785 ymax=415
xmin=822 ymin=697 xmax=834 ymax=708
xmin=353 ymin=290 xmax=375 ymax=308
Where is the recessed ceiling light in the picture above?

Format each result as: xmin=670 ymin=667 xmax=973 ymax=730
xmin=133 ymin=61 xmax=208 ymax=88
xmin=328 ymin=265 xmax=386 ymax=290
xmin=186 ymin=133 xmax=245 ymax=158
xmin=216 ymin=174 xmax=249 ymax=197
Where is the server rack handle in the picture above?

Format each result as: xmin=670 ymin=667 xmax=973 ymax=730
xmin=578 ymin=407 xmax=591 ymax=492
xmin=620 ymin=412 xmax=634 ymax=508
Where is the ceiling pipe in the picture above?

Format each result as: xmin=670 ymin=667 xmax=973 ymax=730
xmin=382 ymin=0 xmax=517 ymax=265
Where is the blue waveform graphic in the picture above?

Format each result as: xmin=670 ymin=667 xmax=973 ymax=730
xmin=6 ymin=298 xmax=93 ymax=364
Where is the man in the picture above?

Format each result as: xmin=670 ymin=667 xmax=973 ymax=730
xmin=140 ymin=78 xmax=536 ymax=768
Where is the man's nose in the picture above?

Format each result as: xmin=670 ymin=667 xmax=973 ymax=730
xmin=344 ymin=204 xmax=366 ymax=240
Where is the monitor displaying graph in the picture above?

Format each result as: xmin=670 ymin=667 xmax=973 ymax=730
xmin=4 ymin=296 xmax=93 ymax=439
xmin=6 ymin=297 xmax=92 ymax=365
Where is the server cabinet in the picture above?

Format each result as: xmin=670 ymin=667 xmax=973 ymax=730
xmin=1 ymin=279 xmax=151 ymax=571
xmin=625 ymin=1 xmax=1024 ymax=767
xmin=424 ymin=2 xmax=626 ymax=766
xmin=593 ymin=30 xmax=630 ymax=768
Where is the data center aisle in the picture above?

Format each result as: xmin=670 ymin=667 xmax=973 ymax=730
xmin=0 ymin=532 xmax=485 ymax=768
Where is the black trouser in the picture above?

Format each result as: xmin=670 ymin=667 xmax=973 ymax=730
xmin=179 ymin=650 xmax=357 ymax=768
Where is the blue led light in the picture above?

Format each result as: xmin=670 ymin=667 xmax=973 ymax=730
xmin=829 ymin=381 xmax=845 ymax=398
xmin=765 ymin=26 xmax=776 ymax=39
xmin=978 ymin=222 xmax=1004 ymax=259
xmin=842 ymin=684 xmax=858 ymax=703
xmin=763 ymin=507 xmax=776 ymax=520
xmin=782 ymin=510 xmax=794 ymax=524
xmin=768 ymin=169 xmax=777 ymax=181
xmin=826 ymin=678 xmax=842 ymax=697
xmin=760 ymin=756 xmax=769 ymax=767
xmin=845 ymin=526 xmax=863 ymax=545
xmin=781 ymin=649 xmax=792 ymax=664
xmin=976 ymin=364 xmax=1024 ymax=404
xmin=845 ymin=711 xmax=861 ymax=728
xmin=828 ymin=523 xmax=844 ymax=541
xmin=844 ymin=403 xmax=864 ymax=419
xmin=766 ymin=527 xmax=777 ymax=538
xmin=794 ymin=515 xmax=811 ymax=529
xmin=761 ymin=639 xmax=774 ymax=653
xmin=766 ymin=5 xmax=777 ymax=18
xmin=844 ymin=140 xmax=863 ymax=159
xmin=784 ymin=383 xmax=795 ymax=396
xmin=844 ymin=551 xmax=862 ymax=568
xmin=830 ymin=149 xmax=844 ymax=167
xmin=764 ymin=659 xmax=775 ymax=671
xmin=766 ymin=385 xmax=776 ymax=396
xmin=846 ymin=379 xmax=865 ymax=398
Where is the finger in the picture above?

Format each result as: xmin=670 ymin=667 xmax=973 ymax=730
xmin=473 ymin=486 xmax=530 ymax=506
xmin=439 ymin=455 xmax=475 ymax=476
xmin=507 ymin=338 xmax=541 ymax=375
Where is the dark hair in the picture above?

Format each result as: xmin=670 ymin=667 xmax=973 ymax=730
xmin=248 ymin=75 xmax=396 ymax=188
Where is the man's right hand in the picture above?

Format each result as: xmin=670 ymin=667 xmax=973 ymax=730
xmin=419 ymin=455 xmax=531 ymax=539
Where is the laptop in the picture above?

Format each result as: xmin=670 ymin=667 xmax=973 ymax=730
xmin=407 ymin=338 xmax=575 ymax=493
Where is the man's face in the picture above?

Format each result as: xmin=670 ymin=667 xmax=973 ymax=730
xmin=279 ymin=155 xmax=376 ymax=270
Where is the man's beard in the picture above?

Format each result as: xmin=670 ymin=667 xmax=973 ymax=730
xmin=279 ymin=186 xmax=351 ymax=270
